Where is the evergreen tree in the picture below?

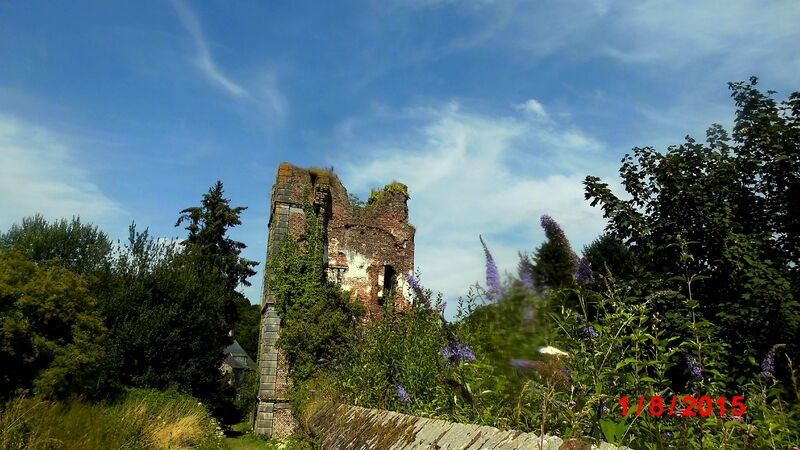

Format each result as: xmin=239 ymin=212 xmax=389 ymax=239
xmin=176 ymin=181 xmax=259 ymax=326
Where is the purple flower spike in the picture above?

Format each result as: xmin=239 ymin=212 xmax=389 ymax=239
xmin=442 ymin=337 xmax=477 ymax=365
xmin=759 ymin=345 xmax=780 ymax=378
xmin=396 ymin=384 xmax=411 ymax=403
xmin=461 ymin=345 xmax=476 ymax=362
xmin=575 ymin=257 xmax=594 ymax=286
xmin=405 ymin=273 xmax=425 ymax=301
xmin=480 ymin=235 xmax=503 ymax=301
xmin=405 ymin=274 xmax=421 ymax=291
xmin=583 ymin=326 xmax=599 ymax=340
xmin=686 ymin=356 xmax=703 ymax=381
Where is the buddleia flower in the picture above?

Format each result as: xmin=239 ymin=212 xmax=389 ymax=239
xmin=480 ymin=235 xmax=503 ymax=301
xmin=396 ymin=384 xmax=411 ymax=403
xmin=575 ymin=257 xmax=594 ymax=286
xmin=441 ymin=337 xmax=477 ymax=365
xmin=405 ymin=273 xmax=425 ymax=299
xmin=759 ymin=344 xmax=784 ymax=378
xmin=583 ymin=326 xmax=599 ymax=340
xmin=686 ymin=355 xmax=703 ymax=381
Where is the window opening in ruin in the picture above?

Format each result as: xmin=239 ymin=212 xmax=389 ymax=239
xmin=380 ymin=265 xmax=396 ymax=305
xmin=328 ymin=267 xmax=346 ymax=285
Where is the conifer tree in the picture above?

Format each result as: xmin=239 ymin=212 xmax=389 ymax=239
xmin=176 ymin=181 xmax=258 ymax=325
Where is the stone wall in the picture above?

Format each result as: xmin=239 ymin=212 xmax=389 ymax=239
xmin=254 ymin=163 xmax=416 ymax=436
xmin=303 ymin=401 xmax=631 ymax=450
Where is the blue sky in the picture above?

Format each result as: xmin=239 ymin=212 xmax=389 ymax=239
xmin=2 ymin=1 xmax=799 ymax=310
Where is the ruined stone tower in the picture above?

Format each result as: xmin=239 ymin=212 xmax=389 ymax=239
xmin=254 ymin=163 xmax=415 ymax=436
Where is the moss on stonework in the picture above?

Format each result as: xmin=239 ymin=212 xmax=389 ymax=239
xmin=308 ymin=167 xmax=335 ymax=186
xmin=367 ymin=181 xmax=409 ymax=207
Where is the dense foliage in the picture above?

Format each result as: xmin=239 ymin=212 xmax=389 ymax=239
xmin=0 ymin=181 xmax=261 ymax=426
xmin=0 ymin=251 xmax=107 ymax=400
xmin=584 ymin=77 xmax=800 ymax=381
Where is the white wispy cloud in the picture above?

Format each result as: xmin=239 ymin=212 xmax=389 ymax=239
xmin=336 ymin=101 xmax=615 ymax=308
xmin=600 ymin=0 xmax=800 ymax=72
xmin=515 ymin=99 xmax=549 ymax=120
xmin=168 ymin=0 xmax=249 ymax=98
xmin=0 ymin=113 xmax=124 ymax=231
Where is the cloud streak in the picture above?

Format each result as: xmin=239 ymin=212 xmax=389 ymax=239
xmin=336 ymin=101 xmax=614 ymax=308
xmin=0 ymin=113 xmax=124 ymax=231
xmin=169 ymin=0 xmax=249 ymax=98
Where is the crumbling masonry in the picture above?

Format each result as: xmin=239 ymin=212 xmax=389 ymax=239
xmin=254 ymin=163 xmax=416 ymax=436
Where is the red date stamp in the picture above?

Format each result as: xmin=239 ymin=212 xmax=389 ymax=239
xmin=618 ymin=395 xmax=746 ymax=417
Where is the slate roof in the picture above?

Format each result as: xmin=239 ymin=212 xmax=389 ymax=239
xmin=223 ymin=339 xmax=256 ymax=369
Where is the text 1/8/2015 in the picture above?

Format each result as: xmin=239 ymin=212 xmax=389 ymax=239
xmin=618 ymin=395 xmax=745 ymax=417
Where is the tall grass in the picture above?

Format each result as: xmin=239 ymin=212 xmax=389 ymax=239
xmin=0 ymin=389 xmax=223 ymax=449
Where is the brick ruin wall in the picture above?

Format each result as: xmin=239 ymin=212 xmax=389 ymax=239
xmin=254 ymin=162 xmax=416 ymax=437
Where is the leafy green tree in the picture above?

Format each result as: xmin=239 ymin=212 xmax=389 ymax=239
xmin=270 ymin=197 xmax=364 ymax=382
xmin=581 ymin=234 xmax=635 ymax=292
xmin=0 ymin=251 xmax=108 ymax=400
xmin=0 ymin=214 xmax=112 ymax=275
xmin=584 ymin=78 xmax=800 ymax=378
xmin=101 ymin=225 xmax=238 ymax=419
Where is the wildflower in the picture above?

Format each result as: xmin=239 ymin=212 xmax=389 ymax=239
xmin=662 ymin=430 xmax=674 ymax=439
xmin=405 ymin=274 xmax=424 ymax=299
xmin=396 ymin=384 xmax=411 ymax=403
xmin=575 ymin=257 xmax=594 ymax=286
xmin=461 ymin=345 xmax=476 ymax=362
xmin=308 ymin=388 xmax=316 ymax=393
xmin=437 ymin=301 xmax=446 ymax=317
xmin=538 ymin=346 xmax=569 ymax=357
xmin=480 ymin=235 xmax=503 ymax=301
xmin=405 ymin=273 xmax=421 ymax=291
xmin=540 ymin=215 xmax=579 ymax=273
xmin=583 ymin=326 xmax=599 ymax=340
xmin=759 ymin=344 xmax=783 ymax=377
xmin=441 ymin=337 xmax=476 ymax=365
xmin=540 ymin=214 xmax=561 ymax=238
xmin=686 ymin=356 xmax=703 ymax=381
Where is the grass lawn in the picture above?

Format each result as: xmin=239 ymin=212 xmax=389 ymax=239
xmin=224 ymin=422 xmax=288 ymax=450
